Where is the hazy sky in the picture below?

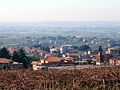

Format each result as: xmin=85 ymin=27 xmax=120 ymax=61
xmin=0 ymin=0 xmax=120 ymax=22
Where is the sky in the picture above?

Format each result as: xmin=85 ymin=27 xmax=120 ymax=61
xmin=0 ymin=0 xmax=120 ymax=22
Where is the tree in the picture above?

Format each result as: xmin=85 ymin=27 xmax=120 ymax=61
xmin=18 ymin=48 xmax=30 ymax=68
xmin=12 ymin=51 xmax=19 ymax=62
xmin=0 ymin=65 xmax=9 ymax=70
xmin=33 ymin=44 xmax=50 ymax=53
xmin=72 ymin=46 xmax=79 ymax=50
xmin=40 ymin=46 xmax=50 ymax=52
xmin=98 ymin=46 xmax=103 ymax=53
xmin=79 ymin=45 xmax=90 ymax=51
xmin=46 ymin=46 xmax=50 ymax=52
xmin=12 ymin=48 xmax=32 ymax=68
xmin=0 ymin=47 xmax=11 ymax=59
xmin=52 ymin=46 xmax=55 ymax=48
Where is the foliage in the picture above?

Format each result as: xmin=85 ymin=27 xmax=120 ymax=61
xmin=12 ymin=48 xmax=30 ymax=68
xmin=33 ymin=44 xmax=50 ymax=53
xmin=0 ymin=47 xmax=11 ymax=59
xmin=98 ymin=46 xmax=103 ymax=53
xmin=12 ymin=51 xmax=19 ymax=62
xmin=0 ymin=47 xmax=38 ymax=69
xmin=0 ymin=65 xmax=9 ymax=70
xmin=18 ymin=48 xmax=30 ymax=68
xmin=72 ymin=46 xmax=79 ymax=50
xmin=79 ymin=45 xmax=90 ymax=51
xmin=28 ymin=56 xmax=40 ymax=62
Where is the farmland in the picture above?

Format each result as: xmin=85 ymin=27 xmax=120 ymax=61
xmin=0 ymin=66 xmax=120 ymax=90
xmin=0 ymin=22 xmax=120 ymax=48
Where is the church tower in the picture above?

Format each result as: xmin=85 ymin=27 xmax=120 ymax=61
xmin=97 ymin=46 xmax=104 ymax=65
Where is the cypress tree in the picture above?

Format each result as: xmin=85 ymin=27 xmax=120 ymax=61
xmin=18 ymin=48 xmax=29 ymax=68
xmin=12 ymin=51 xmax=19 ymax=62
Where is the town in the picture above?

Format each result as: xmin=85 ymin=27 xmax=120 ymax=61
xmin=0 ymin=0 xmax=120 ymax=89
xmin=0 ymin=41 xmax=120 ymax=70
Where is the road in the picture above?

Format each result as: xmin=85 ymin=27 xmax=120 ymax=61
xmin=48 ymin=65 xmax=118 ymax=70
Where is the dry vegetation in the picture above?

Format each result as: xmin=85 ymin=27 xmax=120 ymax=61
xmin=0 ymin=66 xmax=120 ymax=90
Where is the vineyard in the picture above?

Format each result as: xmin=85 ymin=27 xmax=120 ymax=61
xmin=0 ymin=66 xmax=120 ymax=90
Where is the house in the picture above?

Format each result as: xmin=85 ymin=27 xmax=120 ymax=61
xmin=97 ymin=54 xmax=110 ymax=65
xmin=63 ymin=57 xmax=74 ymax=62
xmin=50 ymin=48 xmax=61 ymax=57
xmin=65 ymin=53 xmax=80 ymax=61
xmin=0 ymin=58 xmax=13 ymax=64
xmin=8 ymin=48 xmax=18 ymax=54
xmin=32 ymin=61 xmax=42 ymax=70
xmin=42 ymin=57 xmax=62 ymax=67
xmin=0 ymin=58 xmax=23 ymax=70
xmin=107 ymin=47 xmax=120 ymax=56
xmin=32 ymin=57 xmax=62 ymax=70
xmin=50 ymin=48 xmax=60 ymax=53
xmin=60 ymin=45 xmax=73 ymax=54
xmin=109 ymin=56 xmax=120 ymax=65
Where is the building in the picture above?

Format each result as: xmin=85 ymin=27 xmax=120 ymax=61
xmin=64 ymin=53 xmax=81 ymax=61
xmin=108 ymin=47 xmax=120 ymax=56
xmin=0 ymin=58 xmax=13 ymax=64
xmin=60 ymin=45 xmax=73 ymax=54
xmin=32 ymin=61 xmax=42 ymax=70
xmin=50 ymin=48 xmax=61 ymax=57
xmin=0 ymin=58 xmax=23 ymax=70
xmin=32 ymin=57 xmax=62 ymax=70
xmin=109 ymin=56 xmax=120 ymax=65
xmin=96 ymin=46 xmax=104 ymax=65
xmin=50 ymin=48 xmax=60 ymax=53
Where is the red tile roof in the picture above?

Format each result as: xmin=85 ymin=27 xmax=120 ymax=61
xmin=66 ymin=53 xmax=80 ymax=57
xmin=0 ymin=58 xmax=13 ymax=64
xmin=64 ymin=57 xmax=74 ymax=61
xmin=46 ymin=57 xmax=61 ymax=63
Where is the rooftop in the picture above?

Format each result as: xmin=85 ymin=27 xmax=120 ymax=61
xmin=0 ymin=58 xmax=13 ymax=64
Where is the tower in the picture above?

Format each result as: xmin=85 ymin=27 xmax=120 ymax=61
xmin=97 ymin=46 xmax=104 ymax=65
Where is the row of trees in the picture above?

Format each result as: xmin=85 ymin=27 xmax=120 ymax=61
xmin=33 ymin=44 xmax=90 ymax=52
xmin=73 ymin=45 xmax=90 ymax=51
xmin=33 ymin=44 xmax=50 ymax=52
xmin=0 ymin=47 xmax=30 ymax=68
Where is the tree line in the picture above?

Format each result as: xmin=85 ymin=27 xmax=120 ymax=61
xmin=73 ymin=45 xmax=90 ymax=51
